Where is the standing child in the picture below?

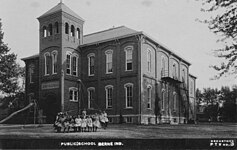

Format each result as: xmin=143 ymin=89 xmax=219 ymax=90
xmin=87 ymin=116 xmax=93 ymax=132
xmin=81 ymin=116 xmax=87 ymax=132
xmin=93 ymin=113 xmax=101 ymax=132
xmin=75 ymin=115 xmax=81 ymax=132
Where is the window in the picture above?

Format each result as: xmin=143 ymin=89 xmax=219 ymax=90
xmin=147 ymin=49 xmax=151 ymax=72
xmin=105 ymin=85 xmax=113 ymax=109
xmin=124 ymin=46 xmax=133 ymax=71
xmin=88 ymin=53 xmax=95 ymax=76
xmin=124 ymin=83 xmax=133 ymax=108
xmin=48 ymin=24 xmax=53 ymax=36
xmin=72 ymin=54 xmax=78 ymax=76
xmin=126 ymin=117 xmax=132 ymax=123
xmin=71 ymin=25 xmax=75 ymax=37
xmin=190 ymin=81 xmax=193 ymax=95
xmin=69 ymin=87 xmax=78 ymax=101
xmin=43 ymin=26 xmax=47 ymax=37
xmin=29 ymin=65 xmax=34 ymax=83
xmin=147 ymin=85 xmax=152 ymax=109
xmin=65 ymin=23 xmax=69 ymax=34
xmin=66 ymin=52 xmax=71 ymax=75
xmin=51 ymin=51 xmax=58 ymax=74
xmin=76 ymin=28 xmax=80 ymax=39
xmin=162 ymin=90 xmax=165 ymax=110
xmin=87 ymin=87 xmax=95 ymax=109
xmin=55 ymin=22 xmax=59 ymax=34
xmin=173 ymin=63 xmax=177 ymax=79
xmin=44 ymin=52 xmax=50 ymax=75
xmin=161 ymin=57 xmax=165 ymax=76
xmin=173 ymin=92 xmax=177 ymax=111
xmin=105 ymin=50 xmax=113 ymax=74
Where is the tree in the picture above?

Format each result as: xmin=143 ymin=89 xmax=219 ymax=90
xmin=0 ymin=19 xmax=23 ymax=95
xmin=199 ymin=0 xmax=237 ymax=79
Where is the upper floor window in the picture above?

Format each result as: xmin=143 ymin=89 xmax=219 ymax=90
xmin=190 ymin=81 xmax=193 ymax=95
xmin=147 ymin=85 xmax=152 ymax=109
xmin=87 ymin=87 xmax=95 ymax=109
xmin=29 ymin=65 xmax=34 ymax=83
xmin=173 ymin=92 xmax=177 ymax=111
xmin=105 ymin=85 xmax=113 ymax=109
xmin=147 ymin=49 xmax=151 ymax=72
xmin=66 ymin=52 xmax=71 ymax=75
xmin=72 ymin=54 xmax=78 ymax=76
xmin=69 ymin=87 xmax=78 ymax=102
xmin=162 ymin=89 xmax=165 ymax=110
xmin=124 ymin=46 xmax=133 ymax=71
xmin=55 ymin=22 xmax=59 ymax=34
xmin=51 ymin=51 xmax=58 ymax=74
xmin=44 ymin=52 xmax=50 ymax=75
xmin=65 ymin=23 xmax=69 ymax=34
xmin=43 ymin=26 xmax=47 ymax=37
xmin=105 ymin=50 xmax=113 ymax=74
xmin=172 ymin=63 xmax=177 ymax=79
xmin=161 ymin=57 xmax=165 ymax=76
xmin=48 ymin=24 xmax=53 ymax=36
xmin=71 ymin=25 xmax=75 ymax=37
xmin=124 ymin=83 xmax=133 ymax=108
xmin=76 ymin=28 xmax=80 ymax=39
xmin=88 ymin=53 xmax=95 ymax=76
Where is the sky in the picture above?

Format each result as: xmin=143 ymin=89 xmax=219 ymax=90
xmin=0 ymin=0 xmax=236 ymax=90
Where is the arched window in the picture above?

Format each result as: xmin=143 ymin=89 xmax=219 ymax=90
xmin=65 ymin=23 xmax=69 ymax=34
xmin=72 ymin=54 xmax=78 ymax=76
xmin=48 ymin=24 xmax=53 ymax=36
xmin=55 ymin=22 xmax=59 ymax=34
xmin=44 ymin=52 xmax=50 ymax=75
xmin=124 ymin=46 xmax=133 ymax=71
xmin=29 ymin=64 xmax=34 ymax=83
xmin=87 ymin=53 xmax=95 ymax=76
xmin=147 ymin=85 xmax=152 ymax=109
xmin=105 ymin=85 xmax=113 ymax=109
xmin=51 ymin=50 xmax=58 ymax=74
xmin=161 ymin=57 xmax=166 ymax=76
xmin=162 ymin=89 xmax=165 ymax=110
xmin=173 ymin=63 xmax=177 ymax=79
xmin=76 ymin=28 xmax=80 ymax=39
xmin=182 ymin=69 xmax=186 ymax=85
xmin=87 ymin=87 xmax=95 ymax=109
xmin=105 ymin=50 xmax=113 ymax=74
xmin=71 ymin=25 xmax=75 ymax=37
xmin=66 ymin=52 xmax=71 ymax=75
xmin=147 ymin=49 xmax=151 ymax=72
xmin=43 ymin=26 xmax=47 ymax=37
xmin=124 ymin=83 xmax=133 ymax=108
xmin=173 ymin=92 xmax=177 ymax=111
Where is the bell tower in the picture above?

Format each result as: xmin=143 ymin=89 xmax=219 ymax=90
xmin=37 ymin=2 xmax=84 ymax=122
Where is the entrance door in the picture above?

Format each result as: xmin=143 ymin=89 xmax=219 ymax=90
xmin=44 ymin=94 xmax=60 ymax=123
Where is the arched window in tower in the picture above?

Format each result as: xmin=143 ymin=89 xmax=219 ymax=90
xmin=55 ymin=22 xmax=59 ymax=34
xmin=76 ymin=28 xmax=80 ymax=39
xmin=44 ymin=52 xmax=51 ymax=75
xmin=147 ymin=49 xmax=151 ymax=72
xmin=72 ymin=54 xmax=78 ymax=76
xmin=48 ymin=24 xmax=53 ymax=36
xmin=66 ymin=52 xmax=71 ymax=75
xmin=29 ymin=64 xmax=34 ymax=83
xmin=43 ymin=26 xmax=47 ymax=37
xmin=71 ymin=25 xmax=75 ymax=37
xmin=182 ymin=69 xmax=185 ymax=84
xmin=65 ymin=23 xmax=69 ymax=34
xmin=51 ymin=50 xmax=58 ymax=74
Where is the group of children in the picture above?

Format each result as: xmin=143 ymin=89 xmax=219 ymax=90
xmin=53 ymin=111 xmax=108 ymax=133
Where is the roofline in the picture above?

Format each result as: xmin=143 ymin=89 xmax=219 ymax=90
xmin=81 ymin=32 xmax=142 ymax=47
xmin=21 ymin=54 xmax=39 ymax=61
xmin=142 ymin=32 xmax=191 ymax=66
xmin=84 ymin=26 xmax=126 ymax=37
xmin=189 ymin=73 xmax=197 ymax=79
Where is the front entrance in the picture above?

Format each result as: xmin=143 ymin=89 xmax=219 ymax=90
xmin=43 ymin=94 xmax=60 ymax=123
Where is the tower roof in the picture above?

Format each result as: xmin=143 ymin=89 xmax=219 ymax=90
xmin=38 ymin=2 xmax=84 ymax=21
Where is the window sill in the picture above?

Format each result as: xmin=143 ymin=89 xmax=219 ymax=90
xmin=44 ymin=74 xmax=50 ymax=76
xmin=88 ymin=74 xmax=95 ymax=77
xmin=124 ymin=107 xmax=133 ymax=109
xmin=70 ymin=100 xmax=78 ymax=102
xmin=106 ymin=72 xmax=113 ymax=74
xmin=106 ymin=107 xmax=113 ymax=110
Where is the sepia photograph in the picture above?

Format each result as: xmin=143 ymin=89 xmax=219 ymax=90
xmin=0 ymin=0 xmax=236 ymax=149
